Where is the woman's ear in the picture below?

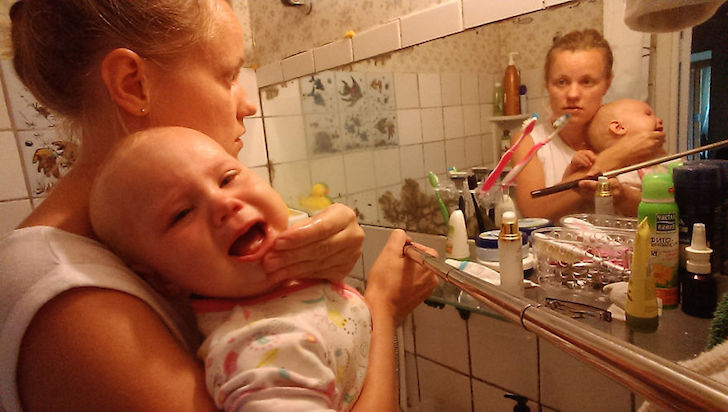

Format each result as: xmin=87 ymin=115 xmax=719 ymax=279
xmin=100 ymin=48 xmax=150 ymax=117
xmin=608 ymin=120 xmax=627 ymax=136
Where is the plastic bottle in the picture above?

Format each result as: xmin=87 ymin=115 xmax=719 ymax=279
xmin=682 ymin=223 xmax=717 ymax=318
xmin=503 ymin=52 xmax=521 ymax=115
xmin=446 ymin=209 xmax=469 ymax=260
xmin=626 ymin=217 xmax=659 ymax=332
xmin=638 ymin=173 xmax=679 ymax=309
xmin=519 ymin=85 xmax=528 ymax=114
xmin=499 ymin=210 xmax=524 ymax=296
xmin=493 ymin=82 xmax=504 ymax=116
xmin=594 ymin=176 xmax=614 ymax=215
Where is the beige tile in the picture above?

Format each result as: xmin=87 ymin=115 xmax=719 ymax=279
xmin=421 ymin=108 xmax=444 ymax=143
xmin=423 ymin=141 xmax=446 ymax=177
xmin=462 ymin=0 xmax=542 ymax=29
xmin=472 ymin=379 xmax=538 ymax=412
xmin=479 ymin=73 xmax=495 ymax=104
xmin=313 ymin=38 xmax=352 ymax=72
xmin=416 ymin=357 xmax=472 ymax=412
xmin=413 ymin=304 xmax=469 ymax=373
xmin=360 ymin=225 xmax=393 ymax=276
xmin=400 ymin=144 xmax=425 ymax=181
xmin=418 ymin=74 xmax=442 ymax=108
xmin=465 ymin=135 xmax=484 ymax=169
xmin=405 ymin=352 xmax=420 ymax=409
xmin=463 ymin=104 xmax=482 ymax=137
xmin=281 ymin=50 xmax=314 ymax=81
xmin=445 ymin=138 xmax=466 ymax=171
xmin=443 ymin=106 xmax=465 ymax=140
xmin=400 ymin=0 xmax=463 ymax=48
xmin=0 ymin=131 xmax=28 ymax=200
xmin=344 ymin=151 xmax=376 ymax=193
xmin=352 ymin=20 xmax=401 ymax=61
xmin=440 ymin=72 xmax=461 ymax=107
xmin=255 ymin=62 xmax=283 ymax=88
xmin=395 ymin=72 xmax=420 ymax=110
xmin=0 ymin=199 xmax=32 ymax=234
xmin=397 ymin=109 xmax=423 ymax=145
xmin=461 ymin=73 xmax=480 ymax=105
xmin=374 ymin=147 xmax=402 ymax=187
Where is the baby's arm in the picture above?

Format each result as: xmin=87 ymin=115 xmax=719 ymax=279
xmin=563 ymin=149 xmax=596 ymax=179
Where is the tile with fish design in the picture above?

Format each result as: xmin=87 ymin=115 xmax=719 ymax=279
xmin=18 ymin=130 xmax=78 ymax=197
xmin=301 ymin=71 xmax=338 ymax=114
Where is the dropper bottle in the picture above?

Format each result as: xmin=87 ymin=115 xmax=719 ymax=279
xmin=682 ymin=223 xmax=717 ymax=318
xmin=499 ymin=210 xmax=524 ymax=296
xmin=594 ymin=176 xmax=614 ymax=215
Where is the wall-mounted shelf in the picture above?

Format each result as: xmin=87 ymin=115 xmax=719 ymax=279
xmin=488 ymin=114 xmax=532 ymax=164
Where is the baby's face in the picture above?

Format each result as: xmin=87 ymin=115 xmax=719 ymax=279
xmin=119 ymin=129 xmax=289 ymax=298
xmin=617 ymin=100 xmax=663 ymax=136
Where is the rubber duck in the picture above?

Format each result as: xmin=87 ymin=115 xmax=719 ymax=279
xmin=300 ymin=182 xmax=333 ymax=214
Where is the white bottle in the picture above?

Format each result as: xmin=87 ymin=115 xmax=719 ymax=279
xmin=594 ymin=176 xmax=614 ymax=215
xmin=446 ymin=209 xmax=469 ymax=260
xmin=499 ymin=211 xmax=524 ymax=296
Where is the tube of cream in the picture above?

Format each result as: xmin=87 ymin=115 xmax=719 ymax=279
xmin=626 ymin=217 xmax=659 ymax=332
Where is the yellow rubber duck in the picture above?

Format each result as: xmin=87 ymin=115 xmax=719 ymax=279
xmin=300 ymin=183 xmax=333 ymax=214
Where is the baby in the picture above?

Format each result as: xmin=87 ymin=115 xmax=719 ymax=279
xmin=89 ymin=127 xmax=429 ymax=411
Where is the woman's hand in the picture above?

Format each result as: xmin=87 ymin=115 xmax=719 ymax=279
xmin=262 ymin=203 xmax=364 ymax=283
xmin=578 ymin=177 xmax=641 ymax=216
xmin=364 ymin=229 xmax=439 ymax=324
xmin=594 ymin=130 xmax=666 ymax=172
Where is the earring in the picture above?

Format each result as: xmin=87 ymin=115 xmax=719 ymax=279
xmin=140 ymin=108 xmax=146 ymax=114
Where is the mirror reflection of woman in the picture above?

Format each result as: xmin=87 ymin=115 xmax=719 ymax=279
xmin=511 ymin=29 xmax=666 ymax=221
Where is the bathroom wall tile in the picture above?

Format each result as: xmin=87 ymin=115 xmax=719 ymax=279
xmin=394 ymin=72 xmax=420 ymax=109
xmin=416 ymin=357 xmax=472 ymax=412
xmin=480 ymin=104 xmax=494 ymax=134
xmin=423 ymin=141 xmax=446 ymax=175
xmin=343 ymin=150 xmax=375 ymax=193
xmin=397 ymin=109 xmax=423 ymax=146
xmin=440 ymin=72 xmax=461 ymax=107
xmin=374 ymin=147 xmax=402 ymax=188
xmin=417 ymin=73 xmax=442 ymax=108
xmin=479 ymin=73 xmax=495 ymax=104
xmin=463 ymin=104 xmax=482 ymax=137
xmin=445 ymin=138 xmax=466 ymax=171
xmin=408 ymin=231 xmax=447 ymax=258
xmin=403 ymin=315 xmax=415 ymax=353
xmin=405 ymin=352 xmax=420 ymax=408
xmin=281 ymin=50 xmax=315 ymax=81
xmin=413 ymin=304 xmax=469 ymax=373
xmin=465 ymin=135 xmax=484 ymax=168
xmin=352 ymin=20 xmax=401 ymax=62
xmin=255 ymin=62 xmax=284 ymax=88
xmin=545 ymin=0 xmax=573 ymax=6
xmin=347 ymin=255 xmax=365 ymax=281
xmin=462 ymin=0 xmax=543 ymax=29
xmin=270 ymin=160 xmax=311 ymax=209
xmin=260 ymin=80 xmax=302 ymax=119
xmin=344 ymin=277 xmax=365 ymax=295
xmin=347 ymin=190 xmax=380 ymax=226
xmin=17 ymin=129 xmax=65 ymax=198
xmin=482 ymin=133 xmax=497 ymax=167
xmin=420 ymin=108 xmax=444 ymax=143
xmin=443 ymin=106 xmax=464 ymax=140
xmin=360 ymin=225 xmax=392 ymax=276
xmin=529 ymin=97 xmax=550 ymax=118
xmin=250 ymin=166 xmax=270 ymax=184
xmin=1 ymin=60 xmax=56 ymax=130
xmin=264 ymin=115 xmax=307 ymax=163
xmin=469 ymin=313 xmax=539 ymax=400
xmin=0 ymin=131 xmax=28 ymax=200
xmin=540 ymin=338 xmax=632 ymax=412
xmin=238 ymin=68 xmax=262 ymax=117
xmin=313 ymin=38 xmax=353 ymax=72
xmin=0 ymin=81 xmax=11 ymax=129
xmin=520 ymin=67 xmax=546 ymax=99
xmin=472 ymin=379 xmax=539 ymax=412
xmin=400 ymin=0 xmax=463 ymax=48
xmin=238 ymin=117 xmax=267 ymax=168
xmin=0 ymin=199 xmax=32 ymax=235
xmin=309 ymin=154 xmax=346 ymax=199
xmin=399 ymin=144 xmax=425 ymax=180
xmin=461 ymin=72 xmax=480 ymax=105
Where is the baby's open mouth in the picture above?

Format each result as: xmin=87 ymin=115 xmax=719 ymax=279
xmin=229 ymin=222 xmax=266 ymax=257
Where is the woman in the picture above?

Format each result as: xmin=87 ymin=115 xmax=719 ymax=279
xmin=511 ymin=29 xmax=666 ymax=221
xmin=0 ymin=1 xmax=436 ymax=410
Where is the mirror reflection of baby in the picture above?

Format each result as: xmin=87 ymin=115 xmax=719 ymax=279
xmin=564 ymin=99 xmax=666 ymax=214
xmin=88 ymin=127 xmax=418 ymax=411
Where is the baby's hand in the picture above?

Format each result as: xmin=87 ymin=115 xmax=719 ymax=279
xmin=564 ymin=149 xmax=596 ymax=179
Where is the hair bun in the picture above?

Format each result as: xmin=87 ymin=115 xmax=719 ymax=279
xmin=10 ymin=0 xmax=24 ymax=22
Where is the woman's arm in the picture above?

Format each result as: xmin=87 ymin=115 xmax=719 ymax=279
xmin=354 ymin=230 xmax=439 ymax=412
xmin=263 ymin=203 xmax=364 ymax=283
xmin=591 ymin=130 xmax=666 ymax=173
xmin=18 ymin=288 xmax=216 ymax=411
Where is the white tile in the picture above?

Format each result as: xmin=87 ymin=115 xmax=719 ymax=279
xmin=413 ymin=305 xmax=469 ymax=373
xmin=445 ymin=138 xmax=466 ymax=171
xmin=250 ymin=165 xmax=270 ymax=184
xmin=0 ymin=80 xmax=11 ymax=129
xmin=352 ymin=20 xmax=401 ymax=61
xmin=520 ymin=67 xmax=545 ymax=99
xmin=396 ymin=109 xmax=422 ymax=145
xmin=469 ymin=313 xmax=539 ymax=399
xmin=347 ymin=190 xmax=380 ymax=226
xmin=281 ymin=50 xmax=315 ymax=81
xmin=443 ymin=106 xmax=464 ymax=140
xmin=0 ymin=199 xmax=32 ymax=234
xmin=260 ymin=79 xmax=302 ymax=116
xmin=394 ymin=72 xmax=420 ymax=109
xmin=400 ymin=145 xmax=425 ymax=180
xmin=0 ymin=131 xmax=28 ymax=200
xmin=255 ymin=62 xmax=284 ymax=88
xmin=408 ymin=231 xmax=448 ymax=258
xmin=540 ymin=338 xmax=632 ymax=412
xmin=404 ymin=352 xmax=420 ymax=408
xmin=460 ymin=72 xmax=479 ymax=105
xmin=264 ymin=115 xmax=307 ymax=163
xmin=420 ymin=108 xmax=444 ymax=142
xmin=479 ymin=73 xmax=495 ymax=104
xmin=462 ymin=0 xmax=543 ymax=29
xmin=418 ymin=73 xmax=442 ymax=108
xmin=343 ymin=150 xmax=375 ymax=193
xmin=482 ymin=133 xmax=497 ymax=167
xmin=465 ymin=135 xmax=484 ymax=168
xmin=403 ymin=315 xmax=415 ymax=353
xmin=423 ymin=141 xmax=446 ymax=175
xmin=440 ymin=72 xmax=461 ymax=107
xmin=271 ymin=160 xmax=311 ymax=209
xmin=416 ymin=357 xmax=472 ymax=411
xmin=480 ymin=104 xmax=493 ymax=134
xmin=400 ymin=0 xmax=464 ymax=48
xmin=238 ymin=117 xmax=267 ymax=167
xmin=373 ymin=147 xmax=401 ymax=187
xmin=463 ymin=104 xmax=482 ymax=137
xmin=309 ymin=155 xmax=346 ymax=199
xmin=313 ymin=38 xmax=353 ymax=72
xmin=360 ymin=225 xmax=393 ymax=275
xmin=472 ymin=379 xmax=538 ymax=412
xmin=238 ymin=68 xmax=262 ymax=117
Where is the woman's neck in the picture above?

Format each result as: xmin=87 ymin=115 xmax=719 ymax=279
xmin=557 ymin=123 xmax=591 ymax=151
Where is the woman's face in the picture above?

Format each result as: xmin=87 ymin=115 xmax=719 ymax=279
xmin=546 ymin=49 xmax=612 ymax=129
xmin=145 ymin=1 xmax=257 ymax=156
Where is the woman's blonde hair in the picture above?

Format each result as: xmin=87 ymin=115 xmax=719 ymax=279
xmin=9 ymin=0 xmax=217 ymax=121
xmin=544 ymin=29 xmax=614 ymax=83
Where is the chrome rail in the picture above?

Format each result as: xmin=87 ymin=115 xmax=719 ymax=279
xmin=404 ymin=243 xmax=728 ymax=412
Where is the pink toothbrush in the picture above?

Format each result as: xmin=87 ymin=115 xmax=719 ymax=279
xmin=499 ymin=113 xmax=570 ymax=189
xmin=479 ymin=114 xmax=539 ymax=196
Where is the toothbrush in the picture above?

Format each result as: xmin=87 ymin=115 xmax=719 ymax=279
xmin=478 ymin=113 xmax=539 ymax=196
xmin=499 ymin=113 xmax=570 ymax=190
xmin=428 ymin=171 xmax=450 ymax=224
